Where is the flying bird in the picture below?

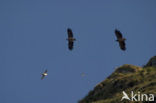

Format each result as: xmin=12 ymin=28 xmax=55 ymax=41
xmin=41 ymin=69 xmax=48 ymax=80
xmin=66 ymin=28 xmax=76 ymax=50
xmin=115 ymin=29 xmax=126 ymax=51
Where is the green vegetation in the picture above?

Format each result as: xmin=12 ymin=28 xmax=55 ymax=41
xmin=79 ymin=56 xmax=156 ymax=103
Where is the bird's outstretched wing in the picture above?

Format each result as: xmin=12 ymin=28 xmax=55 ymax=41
xmin=41 ymin=74 xmax=45 ymax=80
xmin=67 ymin=28 xmax=73 ymax=38
xmin=68 ymin=41 xmax=73 ymax=50
xmin=44 ymin=69 xmax=48 ymax=73
xmin=115 ymin=29 xmax=123 ymax=39
xmin=119 ymin=41 xmax=126 ymax=51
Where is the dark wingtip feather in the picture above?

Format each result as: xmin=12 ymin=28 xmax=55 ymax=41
xmin=121 ymin=47 xmax=126 ymax=51
xmin=67 ymin=28 xmax=72 ymax=31
xmin=115 ymin=29 xmax=119 ymax=33
xmin=68 ymin=46 xmax=73 ymax=50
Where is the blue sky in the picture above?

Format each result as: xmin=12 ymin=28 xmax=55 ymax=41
xmin=0 ymin=0 xmax=156 ymax=103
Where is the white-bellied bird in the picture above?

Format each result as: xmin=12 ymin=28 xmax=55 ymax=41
xmin=41 ymin=69 xmax=48 ymax=80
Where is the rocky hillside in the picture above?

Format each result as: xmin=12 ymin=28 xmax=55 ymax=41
xmin=79 ymin=56 xmax=156 ymax=103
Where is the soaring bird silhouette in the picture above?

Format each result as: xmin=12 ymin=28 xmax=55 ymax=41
xmin=115 ymin=29 xmax=126 ymax=51
xmin=41 ymin=69 xmax=48 ymax=80
xmin=66 ymin=28 xmax=76 ymax=50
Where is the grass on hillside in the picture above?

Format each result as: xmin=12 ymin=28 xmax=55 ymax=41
xmin=79 ymin=65 xmax=156 ymax=103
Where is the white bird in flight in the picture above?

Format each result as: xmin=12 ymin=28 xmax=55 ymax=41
xmin=41 ymin=69 xmax=48 ymax=80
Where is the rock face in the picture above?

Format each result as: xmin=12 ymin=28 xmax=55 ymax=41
xmin=146 ymin=56 xmax=156 ymax=67
xmin=79 ymin=56 xmax=156 ymax=103
xmin=114 ymin=64 xmax=142 ymax=73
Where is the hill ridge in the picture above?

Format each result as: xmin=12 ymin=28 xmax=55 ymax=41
xmin=79 ymin=56 xmax=156 ymax=103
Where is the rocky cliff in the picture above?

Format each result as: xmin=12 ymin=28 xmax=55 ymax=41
xmin=79 ymin=56 xmax=156 ymax=103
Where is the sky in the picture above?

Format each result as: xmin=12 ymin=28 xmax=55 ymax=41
xmin=0 ymin=0 xmax=156 ymax=103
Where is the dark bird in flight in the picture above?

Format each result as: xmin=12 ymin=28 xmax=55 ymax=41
xmin=115 ymin=29 xmax=126 ymax=51
xmin=66 ymin=28 xmax=76 ymax=50
xmin=41 ymin=69 xmax=48 ymax=80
